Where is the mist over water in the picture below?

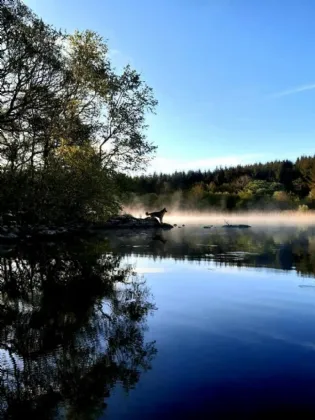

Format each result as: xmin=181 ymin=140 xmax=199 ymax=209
xmin=123 ymin=207 xmax=315 ymax=226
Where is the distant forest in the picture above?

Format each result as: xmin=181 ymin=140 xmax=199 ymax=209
xmin=121 ymin=155 xmax=315 ymax=211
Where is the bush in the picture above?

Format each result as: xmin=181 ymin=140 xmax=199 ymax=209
xmin=246 ymin=180 xmax=284 ymax=196
xmin=273 ymin=191 xmax=289 ymax=202
xmin=298 ymin=204 xmax=309 ymax=212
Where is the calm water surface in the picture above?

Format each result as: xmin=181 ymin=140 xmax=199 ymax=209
xmin=2 ymin=225 xmax=315 ymax=418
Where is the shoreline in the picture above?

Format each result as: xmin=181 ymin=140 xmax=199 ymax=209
xmin=2 ymin=210 xmax=315 ymax=243
xmin=0 ymin=215 xmax=174 ymax=243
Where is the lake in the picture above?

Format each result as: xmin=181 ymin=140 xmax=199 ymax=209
xmin=2 ymin=224 xmax=315 ymax=418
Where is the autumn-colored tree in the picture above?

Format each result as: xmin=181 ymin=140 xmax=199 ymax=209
xmin=188 ymin=183 xmax=205 ymax=201
xmin=273 ymin=191 xmax=290 ymax=202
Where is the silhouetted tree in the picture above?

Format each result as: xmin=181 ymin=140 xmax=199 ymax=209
xmin=0 ymin=0 xmax=157 ymax=225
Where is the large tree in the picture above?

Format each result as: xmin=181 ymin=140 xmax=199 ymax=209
xmin=0 ymin=0 xmax=157 ymax=223
xmin=66 ymin=30 xmax=157 ymax=172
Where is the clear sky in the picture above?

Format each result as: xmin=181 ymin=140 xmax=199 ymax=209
xmin=24 ymin=0 xmax=315 ymax=173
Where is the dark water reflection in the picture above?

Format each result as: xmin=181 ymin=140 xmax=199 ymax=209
xmin=106 ymin=225 xmax=315 ymax=278
xmin=0 ymin=240 xmax=156 ymax=419
xmin=2 ymin=226 xmax=315 ymax=418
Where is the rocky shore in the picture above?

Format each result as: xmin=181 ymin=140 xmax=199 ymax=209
xmin=0 ymin=214 xmax=174 ymax=242
xmin=98 ymin=214 xmax=174 ymax=230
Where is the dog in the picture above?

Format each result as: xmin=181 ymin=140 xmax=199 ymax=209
xmin=145 ymin=208 xmax=167 ymax=224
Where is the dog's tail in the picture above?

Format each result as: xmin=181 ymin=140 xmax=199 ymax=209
xmin=145 ymin=212 xmax=150 ymax=216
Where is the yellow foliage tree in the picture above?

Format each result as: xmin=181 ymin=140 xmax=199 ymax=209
xmin=189 ymin=183 xmax=205 ymax=201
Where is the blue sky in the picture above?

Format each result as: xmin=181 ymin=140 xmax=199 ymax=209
xmin=24 ymin=0 xmax=315 ymax=173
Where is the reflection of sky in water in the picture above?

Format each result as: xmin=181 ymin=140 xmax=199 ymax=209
xmin=106 ymin=255 xmax=315 ymax=419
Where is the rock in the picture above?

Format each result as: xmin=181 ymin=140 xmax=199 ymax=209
xmin=99 ymin=215 xmax=173 ymax=231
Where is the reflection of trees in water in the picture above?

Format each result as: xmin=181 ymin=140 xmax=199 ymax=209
xmin=0 ymin=240 xmax=156 ymax=419
xmin=109 ymin=227 xmax=315 ymax=277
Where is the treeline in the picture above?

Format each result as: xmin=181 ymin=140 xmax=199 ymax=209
xmin=0 ymin=1 xmax=156 ymax=227
xmin=122 ymin=156 xmax=315 ymax=211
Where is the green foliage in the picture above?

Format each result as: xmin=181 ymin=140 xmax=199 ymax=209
xmin=123 ymin=154 xmax=315 ymax=212
xmin=298 ymin=204 xmax=309 ymax=212
xmin=238 ymin=190 xmax=253 ymax=200
xmin=245 ymin=180 xmax=284 ymax=196
xmin=0 ymin=1 xmax=157 ymax=225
